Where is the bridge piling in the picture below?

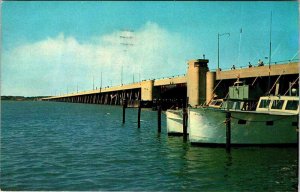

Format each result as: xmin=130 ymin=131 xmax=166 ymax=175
xmin=157 ymin=100 xmax=162 ymax=133
xmin=122 ymin=98 xmax=127 ymax=124
xmin=138 ymin=101 xmax=141 ymax=128
xmin=182 ymin=97 xmax=189 ymax=141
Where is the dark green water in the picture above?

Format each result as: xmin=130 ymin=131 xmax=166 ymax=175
xmin=1 ymin=101 xmax=298 ymax=191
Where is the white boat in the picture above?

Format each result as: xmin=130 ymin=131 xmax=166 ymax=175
xmin=166 ymin=109 xmax=188 ymax=136
xmin=189 ymin=95 xmax=299 ymax=146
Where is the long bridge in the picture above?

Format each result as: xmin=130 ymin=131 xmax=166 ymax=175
xmin=42 ymin=59 xmax=299 ymax=108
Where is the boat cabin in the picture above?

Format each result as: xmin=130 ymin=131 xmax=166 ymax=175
xmin=207 ymin=99 xmax=257 ymax=111
xmin=256 ymin=96 xmax=299 ymax=114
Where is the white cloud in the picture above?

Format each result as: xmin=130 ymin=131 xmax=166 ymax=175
xmin=2 ymin=22 xmax=195 ymax=96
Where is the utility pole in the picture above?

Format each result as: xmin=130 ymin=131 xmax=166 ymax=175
xmin=93 ymin=76 xmax=95 ymax=90
xmin=121 ymin=66 xmax=123 ymax=85
xmin=101 ymin=71 xmax=103 ymax=89
xmin=133 ymin=73 xmax=134 ymax=83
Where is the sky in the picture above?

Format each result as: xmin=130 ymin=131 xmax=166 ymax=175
xmin=1 ymin=1 xmax=299 ymax=96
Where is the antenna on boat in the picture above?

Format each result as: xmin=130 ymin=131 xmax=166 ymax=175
xmin=267 ymin=11 xmax=272 ymax=95
xmin=237 ymin=28 xmax=242 ymax=66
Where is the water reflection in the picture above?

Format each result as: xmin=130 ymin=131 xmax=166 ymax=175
xmin=165 ymin=135 xmax=298 ymax=191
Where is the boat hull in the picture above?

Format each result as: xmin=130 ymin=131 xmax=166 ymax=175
xmin=189 ymin=108 xmax=298 ymax=145
xmin=166 ymin=110 xmax=188 ymax=135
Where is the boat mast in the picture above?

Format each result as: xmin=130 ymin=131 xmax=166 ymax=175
xmin=267 ymin=11 xmax=272 ymax=95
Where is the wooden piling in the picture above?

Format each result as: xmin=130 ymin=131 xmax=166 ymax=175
xmin=226 ymin=112 xmax=231 ymax=152
xmin=157 ymin=100 xmax=161 ymax=133
xmin=183 ymin=97 xmax=189 ymax=141
xmin=138 ymin=100 xmax=141 ymax=128
xmin=122 ymin=98 xmax=127 ymax=124
xmin=183 ymin=108 xmax=188 ymax=141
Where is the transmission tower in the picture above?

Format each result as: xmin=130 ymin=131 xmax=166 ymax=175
xmin=120 ymin=29 xmax=134 ymax=84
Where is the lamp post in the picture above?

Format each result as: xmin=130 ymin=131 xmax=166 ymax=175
xmin=217 ymin=33 xmax=230 ymax=69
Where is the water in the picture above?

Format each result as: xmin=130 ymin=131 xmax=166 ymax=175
xmin=1 ymin=101 xmax=298 ymax=191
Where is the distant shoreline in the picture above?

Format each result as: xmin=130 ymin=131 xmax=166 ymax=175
xmin=1 ymin=96 xmax=49 ymax=101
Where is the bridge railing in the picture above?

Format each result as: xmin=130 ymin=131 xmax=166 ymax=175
xmin=144 ymin=74 xmax=186 ymax=81
xmin=210 ymin=59 xmax=299 ymax=72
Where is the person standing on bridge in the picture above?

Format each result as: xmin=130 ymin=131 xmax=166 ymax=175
xmin=257 ymin=59 xmax=264 ymax=66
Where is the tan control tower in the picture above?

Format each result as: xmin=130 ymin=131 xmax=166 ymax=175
xmin=187 ymin=59 xmax=209 ymax=107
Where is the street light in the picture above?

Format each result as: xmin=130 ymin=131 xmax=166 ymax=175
xmin=217 ymin=32 xmax=230 ymax=69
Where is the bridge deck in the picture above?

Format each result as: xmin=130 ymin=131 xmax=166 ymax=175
xmin=154 ymin=75 xmax=187 ymax=86
xmin=43 ymin=62 xmax=298 ymax=100
xmin=216 ymin=62 xmax=298 ymax=80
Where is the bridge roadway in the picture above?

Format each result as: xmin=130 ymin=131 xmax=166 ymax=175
xmin=43 ymin=75 xmax=187 ymax=99
xmin=42 ymin=75 xmax=187 ymax=107
xmin=42 ymin=61 xmax=298 ymax=106
xmin=216 ymin=62 xmax=298 ymax=80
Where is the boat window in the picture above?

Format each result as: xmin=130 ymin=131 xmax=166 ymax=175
xmin=233 ymin=102 xmax=241 ymax=110
xmin=271 ymin=100 xmax=284 ymax=109
xmin=225 ymin=101 xmax=234 ymax=109
xmin=215 ymin=101 xmax=222 ymax=106
xmin=220 ymin=102 xmax=225 ymax=108
xmin=285 ymin=100 xmax=299 ymax=110
xmin=210 ymin=101 xmax=216 ymax=105
xmin=259 ymin=99 xmax=270 ymax=108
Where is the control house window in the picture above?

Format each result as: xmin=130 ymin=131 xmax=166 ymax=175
xmin=271 ymin=100 xmax=284 ymax=109
xmin=285 ymin=100 xmax=299 ymax=111
xmin=259 ymin=100 xmax=270 ymax=108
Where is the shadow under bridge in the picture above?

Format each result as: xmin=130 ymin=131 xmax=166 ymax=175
xmin=153 ymin=83 xmax=187 ymax=110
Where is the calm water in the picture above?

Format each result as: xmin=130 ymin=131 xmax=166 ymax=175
xmin=1 ymin=101 xmax=298 ymax=191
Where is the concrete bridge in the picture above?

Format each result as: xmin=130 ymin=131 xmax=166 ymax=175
xmin=42 ymin=59 xmax=299 ymax=108
xmin=42 ymin=74 xmax=187 ymax=108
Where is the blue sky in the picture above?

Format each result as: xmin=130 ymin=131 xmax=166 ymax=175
xmin=2 ymin=1 xmax=298 ymax=96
